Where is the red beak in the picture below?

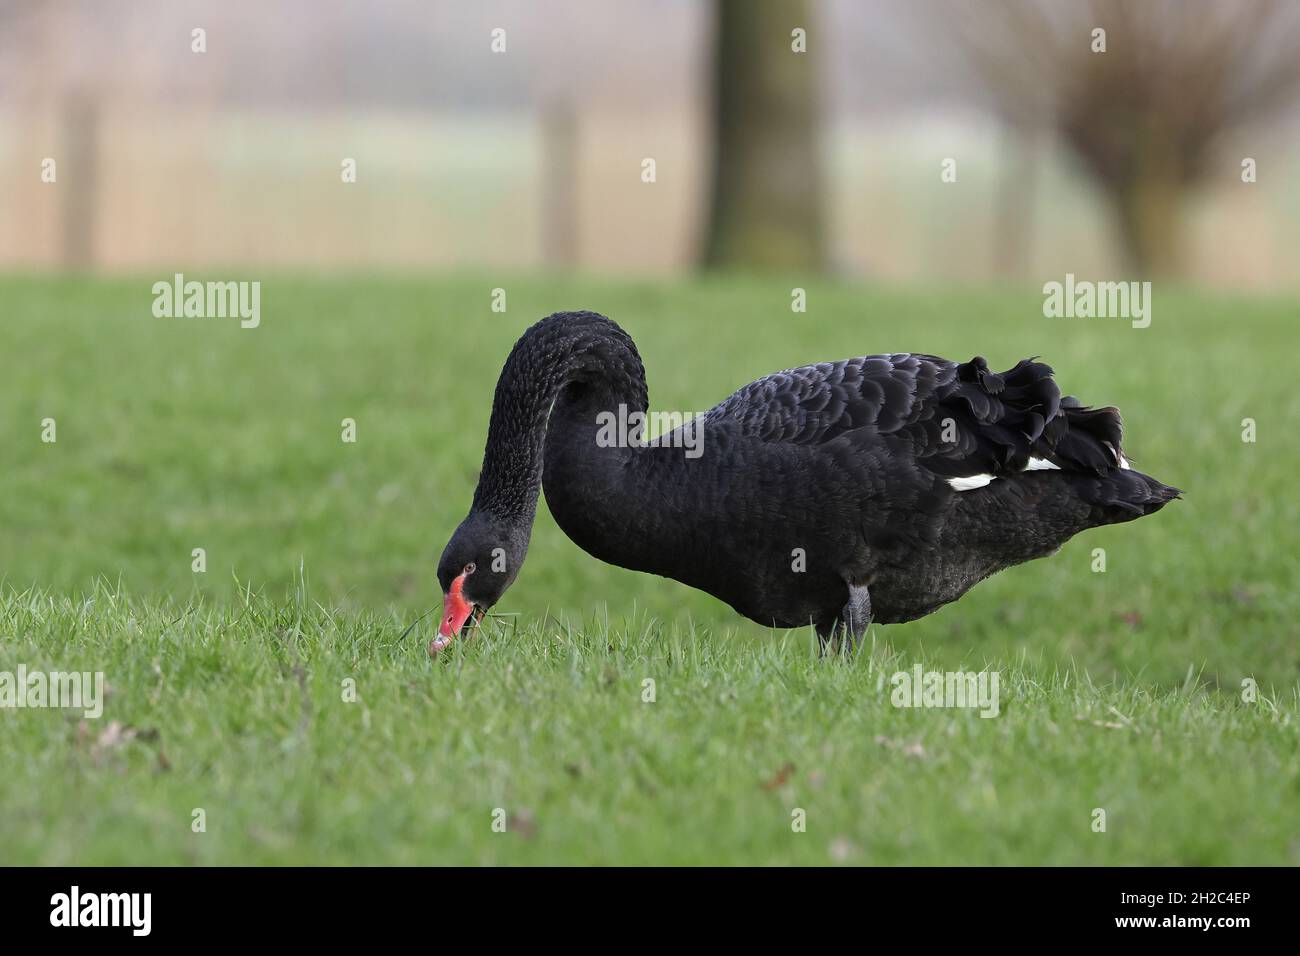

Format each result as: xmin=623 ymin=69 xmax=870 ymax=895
xmin=430 ymin=572 xmax=473 ymax=654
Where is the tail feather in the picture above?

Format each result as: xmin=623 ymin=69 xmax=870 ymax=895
xmin=925 ymin=356 xmax=1179 ymax=517
xmin=1043 ymin=399 xmax=1126 ymax=475
xmin=1074 ymin=468 xmax=1182 ymax=525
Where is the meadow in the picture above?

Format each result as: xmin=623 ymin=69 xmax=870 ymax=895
xmin=1 ymin=273 xmax=1297 ymax=864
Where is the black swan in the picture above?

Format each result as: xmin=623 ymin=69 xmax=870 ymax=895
xmin=433 ymin=311 xmax=1178 ymax=653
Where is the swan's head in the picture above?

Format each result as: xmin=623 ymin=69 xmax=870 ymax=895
xmin=431 ymin=513 xmax=526 ymax=654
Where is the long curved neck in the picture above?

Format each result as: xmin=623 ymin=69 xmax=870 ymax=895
xmin=471 ymin=311 xmax=648 ymax=523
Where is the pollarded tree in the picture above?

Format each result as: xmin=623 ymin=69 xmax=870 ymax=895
xmin=948 ymin=0 xmax=1300 ymax=276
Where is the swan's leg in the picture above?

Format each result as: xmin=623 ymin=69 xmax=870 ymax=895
xmin=820 ymin=582 xmax=872 ymax=655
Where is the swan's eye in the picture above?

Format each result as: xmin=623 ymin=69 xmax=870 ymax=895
xmin=464 ymin=562 xmax=476 ymax=575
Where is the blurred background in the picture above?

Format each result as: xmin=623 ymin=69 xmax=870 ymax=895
xmin=1 ymin=0 xmax=1297 ymax=683
xmin=3 ymin=0 xmax=1300 ymax=286
xmin=4 ymin=1 xmax=1299 ymax=870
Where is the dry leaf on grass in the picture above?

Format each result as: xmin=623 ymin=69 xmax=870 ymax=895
xmin=79 ymin=720 xmax=170 ymax=770
xmin=761 ymin=762 xmax=795 ymax=791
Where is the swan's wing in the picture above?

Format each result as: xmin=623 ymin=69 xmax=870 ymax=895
xmin=702 ymin=352 xmax=1126 ymax=478
xmin=702 ymin=354 xmax=948 ymax=445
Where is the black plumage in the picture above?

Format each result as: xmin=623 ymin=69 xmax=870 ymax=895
xmin=435 ymin=311 xmax=1179 ymax=648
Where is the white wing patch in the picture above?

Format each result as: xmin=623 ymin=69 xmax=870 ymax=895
xmin=947 ymin=474 xmax=995 ymax=491
xmin=949 ymin=457 xmax=1062 ymax=492
xmin=948 ymin=453 xmax=1132 ymax=492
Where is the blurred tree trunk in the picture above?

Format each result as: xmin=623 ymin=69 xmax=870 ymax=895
xmin=1103 ymin=134 xmax=1187 ymax=277
xmin=541 ymin=101 xmax=579 ymax=269
xmin=1061 ymin=85 xmax=1195 ymax=277
xmin=61 ymin=93 xmax=99 ymax=272
xmin=993 ymin=121 xmax=1037 ymax=278
xmin=703 ymin=0 xmax=824 ymax=271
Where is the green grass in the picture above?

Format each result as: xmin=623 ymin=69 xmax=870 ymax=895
xmin=1 ymin=273 xmax=1298 ymax=864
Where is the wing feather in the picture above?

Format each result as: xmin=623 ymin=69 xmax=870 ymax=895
xmin=703 ymin=353 xmax=1126 ymax=478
